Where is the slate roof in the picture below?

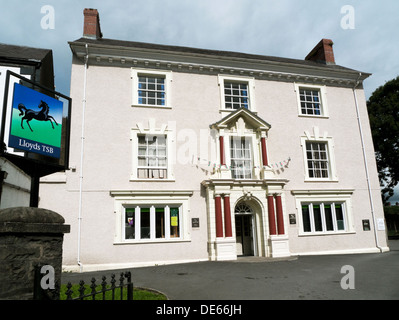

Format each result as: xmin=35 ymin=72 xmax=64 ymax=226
xmin=70 ymin=37 xmax=368 ymax=76
xmin=0 ymin=43 xmax=52 ymax=65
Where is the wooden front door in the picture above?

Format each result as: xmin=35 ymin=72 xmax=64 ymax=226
xmin=235 ymin=214 xmax=254 ymax=256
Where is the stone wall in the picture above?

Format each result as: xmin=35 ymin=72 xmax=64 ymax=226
xmin=0 ymin=207 xmax=70 ymax=299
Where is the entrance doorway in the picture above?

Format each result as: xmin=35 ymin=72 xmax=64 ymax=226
xmin=235 ymin=203 xmax=256 ymax=256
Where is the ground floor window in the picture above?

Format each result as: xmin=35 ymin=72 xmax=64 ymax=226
xmin=301 ymin=202 xmax=346 ymax=234
xmin=124 ymin=205 xmax=181 ymax=241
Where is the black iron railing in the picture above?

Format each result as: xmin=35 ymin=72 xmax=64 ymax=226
xmin=64 ymin=272 xmax=133 ymax=300
xmin=34 ymin=267 xmax=133 ymax=300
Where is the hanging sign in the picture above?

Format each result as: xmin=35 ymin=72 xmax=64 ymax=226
xmin=8 ymin=83 xmax=64 ymax=158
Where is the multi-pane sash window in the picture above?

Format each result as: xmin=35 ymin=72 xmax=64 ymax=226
xmin=224 ymin=82 xmax=249 ymax=110
xmin=301 ymin=202 xmax=346 ymax=233
xmin=230 ymin=137 xmax=252 ymax=179
xmin=138 ymin=134 xmax=167 ymax=179
xmin=306 ymin=142 xmax=329 ymax=178
xmin=124 ymin=205 xmax=181 ymax=241
xmin=300 ymin=88 xmax=322 ymax=115
xmin=138 ymin=75 xmax=165 ymax=106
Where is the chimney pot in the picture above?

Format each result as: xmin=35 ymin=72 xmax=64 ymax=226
xmin=305 ymin=39 xmax=335 ymax=65
xmin=83 ymin=8 xmax=102 ymax=39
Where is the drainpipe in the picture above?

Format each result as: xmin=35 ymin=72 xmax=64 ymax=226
xmin=77 ymin=44 xmax=89 ymax=272
xmin=353 ymin=73 xmax=383 ymax=253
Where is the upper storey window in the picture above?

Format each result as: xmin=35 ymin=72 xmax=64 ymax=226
xmin=219 ymin=75 xmax=256 ymax=112
xmin=230 ymin=136 xmax=253 ymax=179
xmin=137 ymin=134 xmax=167 ymax=179
xmin=306 ymin=141 xmax=329 ymax=179
xmin=299 ymin=88 xmax=322 ymax=115
xmin=300 ymin=134 xmax=338 ymax=182
xmin=131 ymin=69 xmax=172 ymax=108
xmin=295 ymin=83 xmax=328 ymax=118
xmin=138 ymin=76 xmax=165 ymax=106
xmin=224 ymin=82 xmax=249 ymax=110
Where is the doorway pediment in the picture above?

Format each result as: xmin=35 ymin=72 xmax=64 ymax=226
xmin=210 ymin=107 xmax=271 ymax=133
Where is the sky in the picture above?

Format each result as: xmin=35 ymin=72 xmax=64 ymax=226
xmin=1 ymin=0 xmax=399 ymax=201
xmin=1 ymin=0 xmax=398 ymax=98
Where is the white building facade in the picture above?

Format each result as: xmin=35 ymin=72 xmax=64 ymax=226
xmin=40 ymin=9 xmax=389 ymax=272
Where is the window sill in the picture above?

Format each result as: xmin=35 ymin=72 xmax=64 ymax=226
xmin=131 ymin=104 xmax=172 ymax=109
xmin=298 ymin=114 xmax=329 ymax=119
xmin=219 ymin=109 xmax=256 ymax=114
xmin=114 ymin=238 xmax=191 ymax=245
xmin=129 ymin=178 xmax=175 ymax=182
xmin=304 ymin=178 xmax=339 ymax=183
xmin=298 ymin=231 xmax=355 ymax=237
xmin=40 ymin=173 xmax=67 ymax=183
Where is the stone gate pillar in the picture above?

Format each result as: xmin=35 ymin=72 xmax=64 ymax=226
xmin=0 ymin=207 xmax=70 ymax=299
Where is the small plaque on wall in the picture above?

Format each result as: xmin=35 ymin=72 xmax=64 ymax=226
xmin=192 ymin=218 xmax=200 ymax=228
xmin=362 ymin=219 xmax=370 ymax=231
xmin=377 ymin=218 xmax=385 ymax=231
xmin=289 ymin=214 xmax=296 ymax=224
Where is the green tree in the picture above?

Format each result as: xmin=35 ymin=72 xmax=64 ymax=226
xmin=367 ymin=76 xmax=399 ymax=204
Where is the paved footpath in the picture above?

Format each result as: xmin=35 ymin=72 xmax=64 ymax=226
xmin=62 ymin=240 xmax=399 ymax=300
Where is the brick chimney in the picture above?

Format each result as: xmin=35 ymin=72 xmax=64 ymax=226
xmin=305 ymin=39 xmax=335 ymax=65
xmin=83 ymin=8 xmax=102 ymax=39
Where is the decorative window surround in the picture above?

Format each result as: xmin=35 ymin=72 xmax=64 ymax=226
xmin=294 ymin=83 xmax=329 ymax=118
xmin=218 ymin=75 xmax=256 ymax=113
xmin=131 ymin=119 xmax=175 ymax=181
xmin=300 ymin=126 xmax=338 ymax=182
xmin=223 ymin=128 xmax=262 ymax=181
xmin=131 ymin=68 xmax=173 ymax=108
xmin=291 ymin=189 xmax=355 ymax=236
xmin=111 ymin=190 xmax=193 ymax=244
xmin=210 ymin=108 xmax=271 ymax=180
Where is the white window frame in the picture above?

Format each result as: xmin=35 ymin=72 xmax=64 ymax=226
xmin=300 ymin=202 xmax=347 ymax=233
xmin=292 ymin=190 xmax=355 ymax=236
xmin=218 ymin=75 xmax=256 ymax=113
xmin=131 ymin=68 xmax=172 ymax=108
xmin=305 ymin=141 xmax=330 ymax=179
xmin=294 ymin=83 xmax=328 ymax=118
xmin=224 ymin=132 xmax=260 ymax=180
xmin=229 ymin=136 xmax=253 ymax=179
xmin=111 ymin=190 xmax=192 ymax=244
xmin=131 ymin=121 xmax=174 ymax=181
xmin=300 ymin=136 xmax=338 ymax=182
xmin=137 ymin=134 xmax=168 ymax=179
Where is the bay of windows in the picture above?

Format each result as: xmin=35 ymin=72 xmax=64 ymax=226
xmin=124 ymin=205 xmax=181 ymax=241
xmin=301 ymin=202 xmax=346 ymax=233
